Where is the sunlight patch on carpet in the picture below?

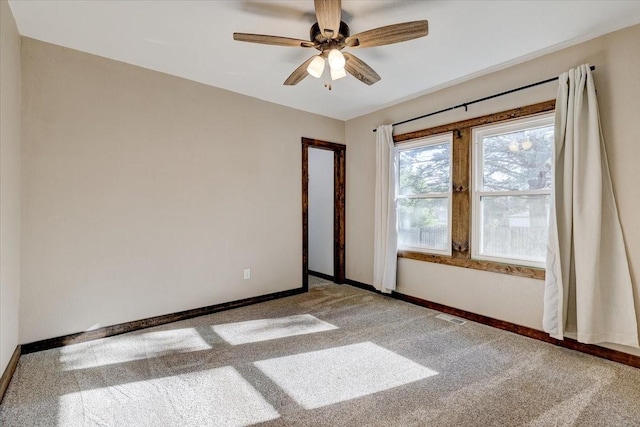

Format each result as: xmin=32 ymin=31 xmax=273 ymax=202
xmin=57 ymin=366 xmax=279 ymax=426
xmin=60 ymin=327 xmax=212 ymax=370
xmin=212 ymin=314 xmax=338 ymax=345
xmin=254 ymin=341 xmax=438 ymax=409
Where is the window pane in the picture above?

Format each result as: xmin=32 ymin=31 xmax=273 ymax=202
xmin=399 ymin=143 xmax=450 ymax=195
xmin=482 ymin=125 xmax=553 ymax=191
xmin=480 ymin=195 xmax=550 ymax=262
xmin=398 ymin=198 xmax=449 ymax=251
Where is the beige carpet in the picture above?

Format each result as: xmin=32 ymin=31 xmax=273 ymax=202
xmin=2 ymin=276 xmax=639 ymax=426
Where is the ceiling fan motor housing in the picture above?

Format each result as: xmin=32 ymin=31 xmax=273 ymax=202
xmin=311 ymin=21 xmax=350 ymax=50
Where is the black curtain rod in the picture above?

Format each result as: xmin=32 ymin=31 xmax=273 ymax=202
xmin=373 ymin=65 xmax=596 ymax=132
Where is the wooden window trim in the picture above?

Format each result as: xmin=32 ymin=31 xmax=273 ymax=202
xmin=394 ymin=100 xmax=555 ymax=281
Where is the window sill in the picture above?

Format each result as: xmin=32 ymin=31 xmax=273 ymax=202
xmin=397 ymin=250 xmax=545 ymax=280
xmin=397 ymin=246 xmax=452 ymax=257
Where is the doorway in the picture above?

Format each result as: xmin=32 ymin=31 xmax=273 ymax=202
xmin=302 ymin=137 xmax=346 ymax=291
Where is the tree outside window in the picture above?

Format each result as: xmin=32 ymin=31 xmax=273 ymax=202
xmin=397 ymin=134 xmax=453 ymax=255
xmin=472 ymin=114 xmax=554 ymax=267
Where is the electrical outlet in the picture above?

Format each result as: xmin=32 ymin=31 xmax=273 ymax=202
xmin=243 ymin=268 xmax=251 ymax=280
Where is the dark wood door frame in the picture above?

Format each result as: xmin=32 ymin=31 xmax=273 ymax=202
xmin=302 ymin=137 xmax=346 ymax=290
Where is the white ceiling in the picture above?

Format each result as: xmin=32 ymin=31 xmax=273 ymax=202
xmin=8 ymin=0 xmax=640 ymax=120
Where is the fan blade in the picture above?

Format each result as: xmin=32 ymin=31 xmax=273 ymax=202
xmin=345 ymin=20 xmax=428 ymax=48
xmin=343 ymin=53 xmax=381 ymax=85
xmin=233 ymin=33 xmax=317 ymax=48
xmin=314 ymin=0 xmax=341 ymax=39
xmin=284 ymin=56 xmax=316 ymax=86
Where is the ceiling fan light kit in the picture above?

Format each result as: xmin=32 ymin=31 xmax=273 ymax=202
xmin=233 ymin=0 xmax=428 ymax=89
xmin=328 ymin=49 xmax=346 ymax=70
xmin=330 ymin=66 xmax=347 ymax=81
xmin=307 ymin=56 xmax=326 ymax=78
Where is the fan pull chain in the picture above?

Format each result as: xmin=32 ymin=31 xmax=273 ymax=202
xmin=324 ymin=63 xmax=332 ymax=90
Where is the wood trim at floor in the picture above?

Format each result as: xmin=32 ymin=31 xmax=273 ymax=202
xmin=308 ymin=270 xmax=335 ymax=282
xmin=345 ymin=279 xmax=378 ymax=293
xmin=0 ymin=345 xmax=21 ymax=404
xmin=21 ymin=287 xmax=306 ymax=354
xmin=344 ymin=279 xmax=640 ymax=369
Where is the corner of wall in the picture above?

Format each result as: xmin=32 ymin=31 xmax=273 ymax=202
xmin=0 ymin=0 xmax=22 ymax=375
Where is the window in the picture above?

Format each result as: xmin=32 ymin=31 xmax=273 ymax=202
xmin=472 ymin=113 xmax=554 ymax=267
xmin=396 ymin=133 xmax=453 ymax=255
xmin=394 ymin=100 xmax=555 ymax=279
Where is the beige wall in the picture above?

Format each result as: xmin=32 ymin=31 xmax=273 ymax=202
xmin=345 ymin=25 xmax=640 ymax=356
xmin=0 ymin=0 xmax=22 ymax=372
xmin=15 ymin=20 xmax=640 ymax=357
xmin=20 ymin=38 xmax=345 ymax=343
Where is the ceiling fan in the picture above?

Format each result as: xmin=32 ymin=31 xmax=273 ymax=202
xmin=233 ymin=0 xmax=428 ymax=88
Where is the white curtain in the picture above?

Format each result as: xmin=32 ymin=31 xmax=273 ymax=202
xmin=543 ymin=64 xmax=639 ymax=347
xmin=373 ymin=124 xmax=397 ymax=294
